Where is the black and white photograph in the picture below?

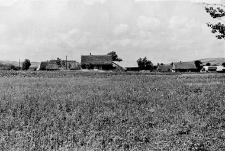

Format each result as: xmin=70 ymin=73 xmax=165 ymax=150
xmin=0 ymin=0 xmax=225 ymax=150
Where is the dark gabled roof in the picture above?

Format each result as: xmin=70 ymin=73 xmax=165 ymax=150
xmin=157 ymin=64 xmax=172 ymax=72
xmin=46 ymin=63 xmax=59 ymax=70
xmin=39 ymin=62 xmax=48 ymax=70
xmin=172 ymin=62 xmax=197 ymax=70
xmin=81 ymin=55 xmax=112 ymax=65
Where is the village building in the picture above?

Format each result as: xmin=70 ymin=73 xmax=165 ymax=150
xmin=66 ymin=60 xmax=80 ymax=70
xmin=37 ymin=59 xmax=78 ymax=71
xmin=81 ymin=55 xmax=113 ymax=70
xmin=201 ymin=65 xmax=225 ymax=72
xmin=172 ymin=62 xmax=197 ymax=72
xmin=216 ymin=66 xmax=225 ymax=72
xmin=157 ymin=64 xmax=172 ymax=72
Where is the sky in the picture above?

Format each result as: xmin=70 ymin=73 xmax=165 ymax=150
xmin=0 ymin=0 xmax=224 ymax=64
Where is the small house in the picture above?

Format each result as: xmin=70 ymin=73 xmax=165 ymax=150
xmin=172 ymin=62 xmax=197 ymax=72
xmin=81 ymin=55 xmax=113 ymax=70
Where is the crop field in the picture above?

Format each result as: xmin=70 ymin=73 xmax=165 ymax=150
xmin=0 ymin=71 xmax=225 ymax=151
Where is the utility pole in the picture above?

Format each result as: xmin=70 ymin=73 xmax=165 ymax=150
xmin=66 ymin=55 xmax=67 ymax=70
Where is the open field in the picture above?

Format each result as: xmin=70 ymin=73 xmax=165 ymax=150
xmin=0 ymin=71 xmax=225 ymax=150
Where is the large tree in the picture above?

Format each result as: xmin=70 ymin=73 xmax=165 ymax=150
xmin=107 ymin=51 xmax=122 ymax=61
xmin=194 ymin=60 xmax=203 ymax=71
xmin=204 ymin=3 xmax=225 ymax=39
xmin=22 ymin=59 xmax=31 ymax=70
xmin=137 ymin=57 xmax=153 ymax=71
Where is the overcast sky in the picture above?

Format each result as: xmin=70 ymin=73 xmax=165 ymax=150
xmin=0 ymin=0 xmax=224 ymax=64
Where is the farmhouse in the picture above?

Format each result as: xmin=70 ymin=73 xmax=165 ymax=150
xmin=172 ymin=62 xmax=197 ymax=72
xmin=157 ymin=64 xmax=172 ymax=72
xmin=81 ymin=55 xmax=113 ymax=70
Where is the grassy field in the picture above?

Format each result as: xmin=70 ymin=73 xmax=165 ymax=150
xmin=0 ymin=71 xmax=225 ymax=151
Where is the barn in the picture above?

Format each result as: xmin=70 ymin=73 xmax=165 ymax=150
xmin=172 ymin=62 xmax=197 ymax=72
xmin=81 ymin=55 xmax=113 ymax=70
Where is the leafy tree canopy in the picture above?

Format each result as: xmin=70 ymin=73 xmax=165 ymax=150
xmin=222 ymin=62 xmax=225 ymax=67
xmin=205 ymin=3 xmax=225 ymax=39
xmin=206 ymin=62 xmax=211 ymax=66
xmin=137 ymin=57 xmax=153 ymax=71
xmin=56 ymin=58 xmax=62 ymax=67
xmin=194 ymin=60 xmax=203 ymax=71
xmin=22 ymin=59 xmax=31 ymax=70
xmin=107 ymin=51 xmax=122 ymax=61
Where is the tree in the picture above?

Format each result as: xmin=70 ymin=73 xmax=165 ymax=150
xmin=107 ymin=51 xmax=122 ymax=61
xmin=204 ymin=3 xmax=225 ymax=39
xmin=137 ymin=57 xmax=153 ymax=71
xmin=222 ymin=62 xmax=225 ymax=67
xmin=61 ymin=60 xmax=65 ymax=67
xmin=22 ymin=59 xmax=31 ymax=70
xmin=206 ymin=62 xmax=211 ymax=66
xmin=56 ymin=58 xmax=62 ymax=67
xmin=68 ymin=63 xmax=71 ymax=69
xmin=194 ymin=60 xmax=203 ymax=71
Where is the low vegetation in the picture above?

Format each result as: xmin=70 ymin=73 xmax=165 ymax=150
xmin=0 ymin=71 xmax=225 ymax=150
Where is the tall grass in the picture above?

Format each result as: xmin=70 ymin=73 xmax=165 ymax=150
xmin=0 ymin=71 xmax=225 ymax=150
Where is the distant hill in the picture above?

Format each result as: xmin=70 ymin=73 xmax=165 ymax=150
xmin=193 ymin=58 xmax=225 ymax=66
xmin=0 ymin=60 xmax=40 ymax=68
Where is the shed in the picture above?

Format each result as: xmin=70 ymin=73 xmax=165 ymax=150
xmin=81 ymin=55 xmax=113 ymax=70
